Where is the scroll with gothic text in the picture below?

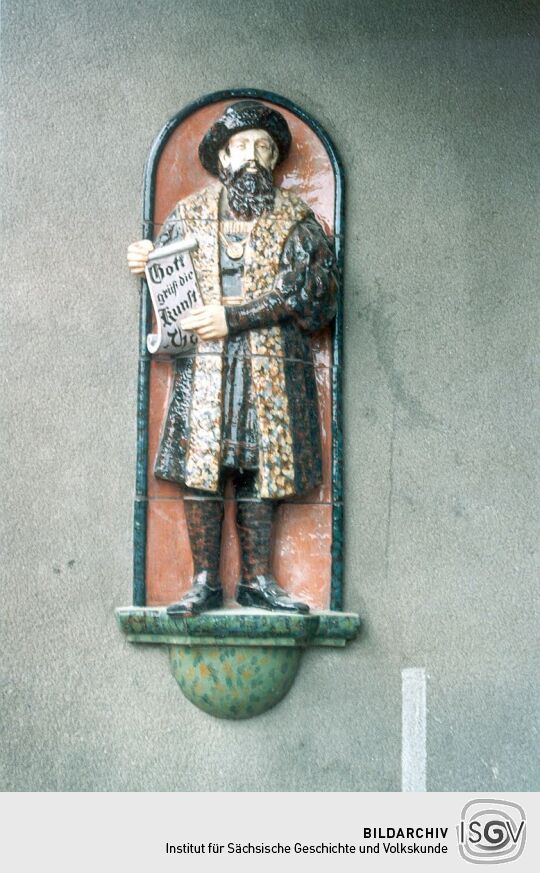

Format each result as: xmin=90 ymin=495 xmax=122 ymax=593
xmin=145 ymin=237 xmax=202 ymax=355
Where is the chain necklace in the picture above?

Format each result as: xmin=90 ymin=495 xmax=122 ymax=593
xmin=220 ymin=220 xmax=254 ymax=261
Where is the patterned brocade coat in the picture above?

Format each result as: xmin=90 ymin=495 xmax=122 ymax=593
xmin=154 ymin=183 xmax=338 ymax=499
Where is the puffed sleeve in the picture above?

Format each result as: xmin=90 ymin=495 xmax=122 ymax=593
xmin=225 ymin=216 xmax=338 ymax=334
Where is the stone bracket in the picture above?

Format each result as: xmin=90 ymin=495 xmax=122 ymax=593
xmin=116 ymin=607 xmax=360 ymax=718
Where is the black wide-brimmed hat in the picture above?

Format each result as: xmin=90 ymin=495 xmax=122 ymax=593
xmin=199 ymin=100 xmax=292 ymax=176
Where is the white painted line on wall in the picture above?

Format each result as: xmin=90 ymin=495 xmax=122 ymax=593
xmin=401 ymin=667 xmax=427 ymax=792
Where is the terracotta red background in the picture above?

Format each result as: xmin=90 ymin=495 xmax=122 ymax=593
xmin=145 ymin=100 xmax=335 ymax=609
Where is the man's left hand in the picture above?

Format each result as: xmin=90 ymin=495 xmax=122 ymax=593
xmin=180 ymin=305 xmax=229 ymax=340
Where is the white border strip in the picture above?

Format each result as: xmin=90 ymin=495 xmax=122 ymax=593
xmin=401 ymin=667 xmax=427 ymax=792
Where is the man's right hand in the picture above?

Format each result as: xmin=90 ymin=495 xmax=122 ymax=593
xmin=127 ymin=239 xmax=154 ymax=275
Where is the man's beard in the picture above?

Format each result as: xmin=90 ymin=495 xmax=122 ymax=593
xmin=219 ymin=162 xmax=275 ymax=220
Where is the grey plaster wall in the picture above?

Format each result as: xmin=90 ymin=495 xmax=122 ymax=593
xmin=1 ymin=0 xmax=538 ymax=791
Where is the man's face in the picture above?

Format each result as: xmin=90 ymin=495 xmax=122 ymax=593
xmin=217 ymin=128 xmax=277 ymax=220
xmin=219 ymin=129 xmax=278 ymax=175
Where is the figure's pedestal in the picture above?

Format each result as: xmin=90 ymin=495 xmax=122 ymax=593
xmin=116 ymin=608 xmax=360 ymax=719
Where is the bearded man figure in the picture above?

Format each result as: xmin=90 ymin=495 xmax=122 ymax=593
xmin=127 ymin=100 xmax=338 ymax=616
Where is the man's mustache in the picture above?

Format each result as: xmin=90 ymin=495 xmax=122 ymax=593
xmin=231 ymin=161 xmax=268 ymax=179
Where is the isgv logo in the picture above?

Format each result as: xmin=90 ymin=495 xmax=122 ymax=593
xmin=458 ymin=799 xmax=526 ymax=864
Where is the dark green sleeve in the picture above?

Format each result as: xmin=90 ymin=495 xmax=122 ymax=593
xmin=225 ymin=216 xmax=338 ymax=334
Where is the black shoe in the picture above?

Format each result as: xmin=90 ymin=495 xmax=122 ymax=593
xmin=236 ymin=575 xmax=309 ymax=614
xmin=166 ymin=577 xmax=223 ymax=617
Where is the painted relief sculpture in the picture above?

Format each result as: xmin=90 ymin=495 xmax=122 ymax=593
xmin=117 ymin=90 xmax=360 ymax=719
xmin=127 ymin=100 xmax=337 ymax=618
